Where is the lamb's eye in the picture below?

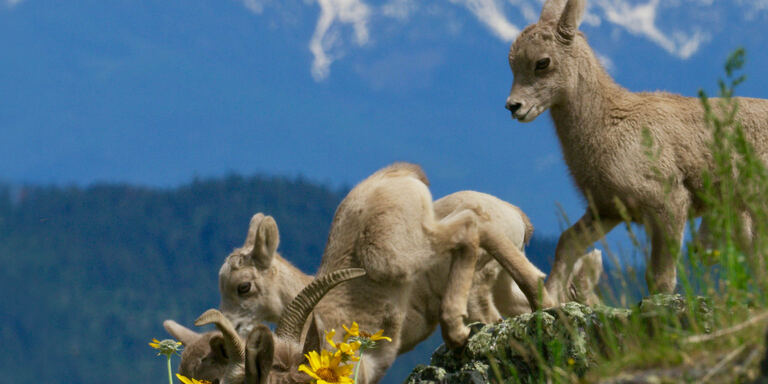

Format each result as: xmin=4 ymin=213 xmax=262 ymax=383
xmin=237 ymin=282 xmax=251 ymax=295
xmin=535 ymin=58 xmax=550 ymax=70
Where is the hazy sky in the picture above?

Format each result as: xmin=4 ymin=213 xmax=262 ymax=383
xmin=1 ymin=0 xmax=767 ymax=236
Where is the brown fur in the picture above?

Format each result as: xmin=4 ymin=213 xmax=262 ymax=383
xmin=163 ymin=320 xmax=229 ymax=383
xmin=506 ymin=0 xmax=768 ymax=302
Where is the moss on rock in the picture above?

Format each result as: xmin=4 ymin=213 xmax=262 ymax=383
xmin=405 ymin=294 xmax=712 ymax=384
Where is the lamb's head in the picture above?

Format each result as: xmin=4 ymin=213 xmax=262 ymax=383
xmin=506 ymin=0 xmax=588 ymax=122
xmin=163 ymin=320 xmax=229 ymax=383
xmin=219 ymin=213 xmax=284 ymax=332
xmin=200 ymin=268 xmax=366 ymax=384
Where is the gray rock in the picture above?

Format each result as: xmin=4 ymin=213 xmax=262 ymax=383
xmin=405 ymin=294 xmax=712 ymax=384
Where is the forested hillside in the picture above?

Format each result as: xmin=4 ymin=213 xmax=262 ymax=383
xmin=0 ymin=175 xmax=556 ymax=384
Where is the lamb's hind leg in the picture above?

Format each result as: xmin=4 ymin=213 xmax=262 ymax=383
xmin=429 ymin=209 xmax=481 ymax=348
xmin=546 ymin=213 xmax=619 ymax=305
xmin=480 ymin=225 xmax=555 ymax=311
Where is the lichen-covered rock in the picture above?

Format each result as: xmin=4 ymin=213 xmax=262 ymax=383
xmin=405 ymin=294 xmax=710 ymax=384
xmin=637 ymin=294 xmax=714 ymax=334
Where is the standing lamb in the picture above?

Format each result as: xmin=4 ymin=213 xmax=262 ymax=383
xmin=505 ymin=0 xmax=768 ymax=303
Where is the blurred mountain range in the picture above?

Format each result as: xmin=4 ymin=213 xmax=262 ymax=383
xmin=0 ymin=173 xmax=558 ymax=383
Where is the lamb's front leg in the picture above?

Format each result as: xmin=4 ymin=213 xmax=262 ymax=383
xmin=430 ymin=209 xmax=481 ymax=348
xmin=440 ymin=244 xmax=479 ymax=348
xmin=646 ymin=210 xmax=686 ymax=294
xmin=546 ymin=213 xmax=619 ymax=305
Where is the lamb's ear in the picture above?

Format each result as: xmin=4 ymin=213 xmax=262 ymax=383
xmin=302 ymin=313 xmax=325 ymax=357
xmin=246 ymin=215 xmax=279 ymax=269
xmin=539 ymin=0 xmax=566 ymax=24
xmin=244 ymin=213 xmax=266 ymax=248
xmin=245 ymin=325 xmax=274 ymax=384
xmin=557 ymin=0 xmax=585 ymax=43
xmin=251 ymin=216 xmax=280 ymax=269
xmin=164 ymin=320 xmax=202 ymax=346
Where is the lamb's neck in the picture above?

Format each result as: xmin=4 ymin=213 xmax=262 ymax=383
xmin=274 ymin=254 xmax=314 ymax=306
xmin=550 ymin=57 xmax=630 ymax=138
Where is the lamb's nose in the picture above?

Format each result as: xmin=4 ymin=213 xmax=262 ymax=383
xmin=506 ymin=102 xmax=522 ymax=114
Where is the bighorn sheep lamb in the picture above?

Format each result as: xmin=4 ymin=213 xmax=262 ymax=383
xmin=220 ymin=200 xmax=560 ymax=338
xmin=167 ymin=204 xmax=603 ymax=383
xmin=197 ymin=268 xmax=368 ymax=384
xmin=397 ymin=191 xmax=603 ymax=352
xmin=219 ymin=213 xmax=314 ymax=331
xmin=174 ymin=182 xmax=604 ymax=382
xmin=164 ymin=320 xmax=228 ymax=382
xmin=218 ymin=192 xmax=603 ymax=346
xmin=505 ymin=0 xmax=768 ymax=302
xmin=214 ymin=163 xmax=557 ymax=383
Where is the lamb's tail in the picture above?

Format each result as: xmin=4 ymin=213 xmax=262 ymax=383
xmin=511 ymin=205 xmax=534 ymax=246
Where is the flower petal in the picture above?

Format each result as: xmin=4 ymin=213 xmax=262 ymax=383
xmin=307 ymin=350 xmax=322 ymax=370
xmin=298 ymin=364 xmax=322 ymax=381
xmin=325 ymin=329 xmax=337 ymax=349
xmin=371 ymin=330 xmax=392 ymax=342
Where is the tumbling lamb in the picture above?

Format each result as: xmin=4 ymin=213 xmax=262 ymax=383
xmin=505 ymin=0 xmax=768 ymax=303
xmin=399 ymin=191 xmax=604 ymax=353
xmin=171 ymin=173 xmax=604 ymax=382
xmin=212 ymin=162 xmax=557 ymax=383
xmin=166 ymin=207 xmax=603 ymax=382
xmin=217 ymin=192 xmax=603 ymax=355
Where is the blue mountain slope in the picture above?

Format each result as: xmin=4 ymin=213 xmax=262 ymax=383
xmin=0 ymin=176 xmax=558 ymax=384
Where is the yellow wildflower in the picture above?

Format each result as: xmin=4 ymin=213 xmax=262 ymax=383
xmin=175 ymin=374 xmax=212 ymax=384
xmin=342 ymin=322 xmax=359 ymax=341
xmin=366 ymin=329 xmax=392 ymax=343
xmin=342 ymin=322 xmax=392 ymax=343
xmin=149 ymin=338 xmax=183 ymax=357
xmin=298 ymin=350 xmax=354 ymax=384
xmin=325 ymin=329 xmax=361 ymax=362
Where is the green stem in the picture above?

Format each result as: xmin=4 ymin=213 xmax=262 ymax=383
xmin=353 ymin=353 xmax=364 ymax=384
xmin=167 ymin=355 xmax=173 ymax=384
